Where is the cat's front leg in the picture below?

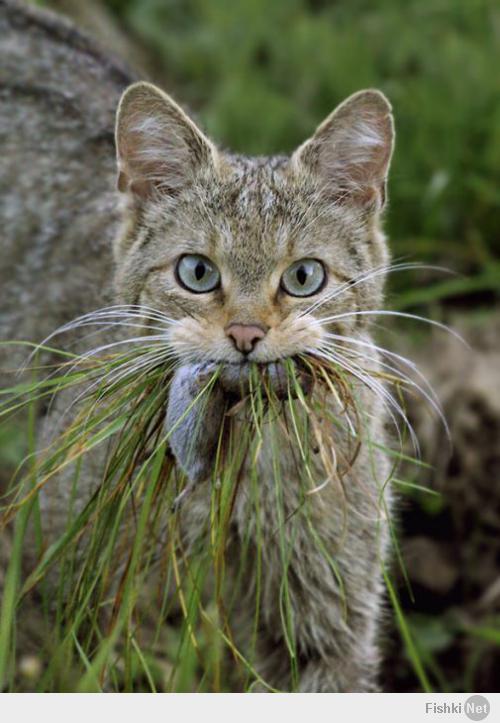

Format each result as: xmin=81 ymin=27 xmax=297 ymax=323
xmin=296 ymin=535 xmax=385 ymax=692
xmin=256 ymin=569 xmax=384 ymax=692
xmin=246 ymin=431 xmax=389 ymax=693
xmin=296 ymin=649 xmax=380 ymax=692
xmin=257 ymin=556 xmax=384 ymax=692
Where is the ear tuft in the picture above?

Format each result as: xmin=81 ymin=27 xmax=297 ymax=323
xmin=115 ymin=82 xmax=217 ymax=200
xmin=292 ymin=89 xmax=394 ymax=209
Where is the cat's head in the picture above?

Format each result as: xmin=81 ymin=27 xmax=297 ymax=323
xmin=114 ymin=82 xmax=394 ymax=366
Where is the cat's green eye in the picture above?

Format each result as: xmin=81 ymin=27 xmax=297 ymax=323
xmin=175 ymin=254 xmax=221 ymax=293
xmin=280 ymin=259 xmax=326 ymax=297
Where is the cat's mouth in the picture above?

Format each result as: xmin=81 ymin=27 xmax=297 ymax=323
xmin=215 ymin=357 xmax=312 ymax=400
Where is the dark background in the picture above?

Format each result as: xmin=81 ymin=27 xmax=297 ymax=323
xmin=27 ymin=0 xmax=500 ymax=691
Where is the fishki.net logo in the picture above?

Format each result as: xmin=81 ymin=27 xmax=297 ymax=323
xmin=425 ymin=696 xmax=490 ymax=721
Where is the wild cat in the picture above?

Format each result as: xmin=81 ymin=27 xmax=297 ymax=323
xmin=113 ymin=82 xmax=394 ymax=693
xmin=0 ymin=0 xmax=395 ymax=693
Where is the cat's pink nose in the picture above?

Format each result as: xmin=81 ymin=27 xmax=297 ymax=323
xmin=225 ymin=323 xmax=267 ymax=354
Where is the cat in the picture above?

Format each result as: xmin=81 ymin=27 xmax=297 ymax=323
xmin=0 ymin=0 xmax=394 ymax=692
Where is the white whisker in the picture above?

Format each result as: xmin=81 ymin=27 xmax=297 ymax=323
xmin=318 ymin=308 xmax=467 ymax=345
xmin=302 ymin=261 xmax=453 ymax=318
xmin=50 ymin=347 xmax=174 ymax=442
xmin=321 ymin=338 xmax=448 ymax=439
xmin=314 ymin=345 xmax=419 ymax=455
xmin=323 ymin=331 xmax=446 ymax=413
xmin=21 ymin=303 xmax=178 ymax=374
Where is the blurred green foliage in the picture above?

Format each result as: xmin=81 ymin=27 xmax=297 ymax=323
xmin=102 ymin=0 xmax=500 ymax=283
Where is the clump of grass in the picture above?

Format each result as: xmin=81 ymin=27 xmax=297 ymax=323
xmin=0 ymin=305 xmax=443 ymax=691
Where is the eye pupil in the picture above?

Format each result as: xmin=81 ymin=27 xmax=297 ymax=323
xmin=280 ymin=258 xmax=325 ymax=297
xmin=296 ymin=266 xmax=307 ymax=286
xmin=176 ymin=254 xmax=220 ymax=293
xmin=194 ymin=261 xmax=205 ymax=281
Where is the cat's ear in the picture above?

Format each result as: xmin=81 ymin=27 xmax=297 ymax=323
xmin=115 ymin=82 xmax=218 ymax=200
xmin=292 ymin=89 xmax=394 ymax=209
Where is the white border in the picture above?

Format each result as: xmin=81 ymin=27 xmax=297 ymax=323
xmin=0 ymin=692 xmax=497 ymax=723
